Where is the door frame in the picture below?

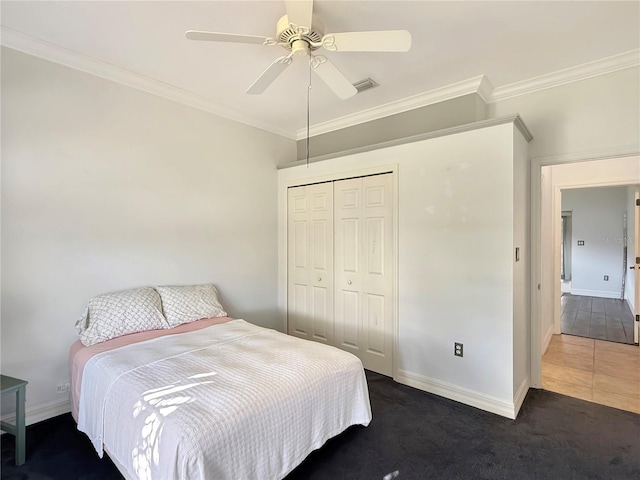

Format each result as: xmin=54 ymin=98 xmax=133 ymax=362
xmin=530 ymin=150 xmax=640 ymax=388
xmin=278 ymin=164 xmax=399 ymax=378
xmin=634 ymin=187 xmax=639 ymax=344
xmin=560 ymin=211 xmax=572 ymax=282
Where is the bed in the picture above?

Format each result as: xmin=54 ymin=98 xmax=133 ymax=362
xmin=69 ymin=316 xmax=372 ymax=480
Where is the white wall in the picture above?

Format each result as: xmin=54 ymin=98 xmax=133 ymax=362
xmin=489 ymin=67 xmax=639 ymax=160
xmin=297 ymin=94 xmax=485 ymax=159
xmin=512 ymin=126 xmax=530 ymax=408
xmin=625 ymin=185 xmax=638 ymax=312
xmin=561 ymin=187 xmax=628 ymax=298
xmin=0 ymin=48 xmax=296 ymax=421
xmin=279 ymin=120 xmax=528 ymax=418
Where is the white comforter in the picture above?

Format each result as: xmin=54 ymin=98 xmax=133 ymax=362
xmin=77 ymin=319 xmax=372 ymax=480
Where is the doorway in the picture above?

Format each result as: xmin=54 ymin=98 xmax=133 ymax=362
xmin=558 ymin=186 xmax=635 ymax=345
xmin=532 ymin=155 xmax=640 ymax=414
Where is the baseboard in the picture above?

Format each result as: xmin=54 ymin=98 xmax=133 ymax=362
xmin=542 ymin=323 xmax=555 ymax=355
xmin=395 ymin=369 xmax=518 ymax=419
xmin=513 ymin=376 xmax=530 ymax=417
xmin=1 ymin=398 xmax=71 ymax=431
xmin=570 ymin=289 xmax=622 ymax=299
xmin=625 ymin=297 xmax=636 ymax=315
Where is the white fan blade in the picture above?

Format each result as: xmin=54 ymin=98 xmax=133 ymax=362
xmin=323 ymin=30 xmax=411 ymax=52
xmin=286 ymin=0 xmax=313 ymax=29
xmin=246 ymin=55 xmax=293 ymax=95
xmin=185 ymin=30 xmax=273 ymax=45
xmin=311 ymin=56 xmax=357 ymax=100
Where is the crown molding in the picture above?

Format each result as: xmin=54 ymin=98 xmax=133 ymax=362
xmin=489 ymin=49 xmax=640 ymax=103
xmin=0 ymin=27 xmax=296 ymax=139
xmin=295 ymin=75 xmax=488 ymax=140
xmin=531 ymin=145 xmax=640 ymax=166
xmin=476 ymin=75 xmax=494 ymax=104
xmin=3 ymin=27 xmax=637 ymax=142
xmin=296 ymin=49 xmax=639 ymax=140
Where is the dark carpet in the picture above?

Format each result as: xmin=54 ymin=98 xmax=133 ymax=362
xmin=2 ymin=371 xmax=639 ymax=479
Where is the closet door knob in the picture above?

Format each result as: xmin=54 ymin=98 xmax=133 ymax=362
xmin=317 ymin=277 xmax=322 ymax=281
xmin=347 ymin=280 xmax=352 ymax=285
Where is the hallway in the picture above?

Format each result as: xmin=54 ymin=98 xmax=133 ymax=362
xmin=561 ymin=294 xmax=635 ymax=344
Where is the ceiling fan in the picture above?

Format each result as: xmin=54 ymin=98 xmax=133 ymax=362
xmin=185 ymin=0 xmax=411 ymax=100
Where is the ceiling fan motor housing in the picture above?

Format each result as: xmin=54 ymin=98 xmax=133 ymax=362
xmin=276 ymin=14 xmax=324 ymax=51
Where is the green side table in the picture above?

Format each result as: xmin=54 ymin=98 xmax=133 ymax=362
xmin=1 ymin=374 xmax=28 ymax=465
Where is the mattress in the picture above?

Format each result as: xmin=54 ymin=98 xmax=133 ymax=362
xmin=73 ymin=319 xmax=372 ymax=480
xmin=69 ymin=316 xmax=233 ymax=421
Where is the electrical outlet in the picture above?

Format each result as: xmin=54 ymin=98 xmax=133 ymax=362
xmin=56 ymin=383 xmax=70 ymax=393
xmin=454 ymin=342 xmax=463 ymax=357
xmin=604 ymin=275 xmax=609 ymax=281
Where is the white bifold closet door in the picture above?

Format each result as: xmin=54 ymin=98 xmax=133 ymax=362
xmin=287 ymin=173 xmax=393 ymax=376
xmin=334 ymin=174 xmax=393 ymax=376
xmin=287 ymin=182 xmax=334 ymax=344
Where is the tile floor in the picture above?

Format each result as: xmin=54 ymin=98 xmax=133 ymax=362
xmin=561 ymin=294 xmax=635 ymax=344
xmin=542 ymin=333 xmax=640 ymax=414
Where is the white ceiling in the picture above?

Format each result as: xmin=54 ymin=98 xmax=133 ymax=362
xmin=2 ymin=1 xmax=639 ymax=139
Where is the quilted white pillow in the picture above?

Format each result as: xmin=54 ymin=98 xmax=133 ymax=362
xmin=76 ymin=287 xmax=169 ymax=346
xmin=156 ymin=284 xmax=228 ymax=327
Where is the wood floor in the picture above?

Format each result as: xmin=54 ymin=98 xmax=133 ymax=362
xmin=542 ymin=333 xmax=640 ymax=414
xmin=561 ymin=294 xmax=635 ymax=344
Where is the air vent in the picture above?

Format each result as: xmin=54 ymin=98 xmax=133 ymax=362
xmin=353 ymin=78 xmax=379 ymax=93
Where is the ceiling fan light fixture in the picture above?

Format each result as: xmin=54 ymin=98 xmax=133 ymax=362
xmin=291 ymin=39 xmax=310 ymax=56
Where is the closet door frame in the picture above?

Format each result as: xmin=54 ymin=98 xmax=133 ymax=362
xmin=278 ymin=164 xmax=399 ymax=379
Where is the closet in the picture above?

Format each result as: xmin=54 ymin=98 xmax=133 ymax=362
xmin=287 ymin=173 xmax=394 ymax=376
xmin=280 ymin=116 xmax=533 ymax=419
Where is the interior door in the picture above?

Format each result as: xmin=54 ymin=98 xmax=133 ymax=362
xmin=334 ymin=173 xmax=393 ymax=375
xmin=287 ymin=183 xmax=334 ymax=344
xmin=634 ymin=187 xmax=639 ymax=344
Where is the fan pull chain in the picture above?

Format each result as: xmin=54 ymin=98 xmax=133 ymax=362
xmin=306 ymin=54 xmax=311 ymax=168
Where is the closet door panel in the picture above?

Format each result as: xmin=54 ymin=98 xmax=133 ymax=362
xmin=292 ymin=221 xmax=307 ymax=269
xmin=341 ymin=219 xmax=359 ymax=273
xmin=309 ymin=183 xmax=334 ymax=343
xmin=339 ymin=290 xmax=360 ymax=349
xmin=290 ymin=283 xmax=308 ymax=336
xmin=340 ymin=187 xmax=360 ymax=209
xmin=334 ymin=178 xmax=362 ymax=353
xmin=335 ymin=174 xmax=393 ymax=375
xmin=311 ymin=285 xmax=329 ymax=341
xmin=364 ymin=293 xmax=386 ymax=355
xmin=361 ymin=174 xmax=394 ymax=375
xmin=312 ymin=221 xmax=328 ymax=270
xmin=287 ymin=183 xmax=334 ymax=344
xmin=287 ymin=187 xmax=309 ymax=339
xmin=366 ymin=217 xmax=385 ymax=276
